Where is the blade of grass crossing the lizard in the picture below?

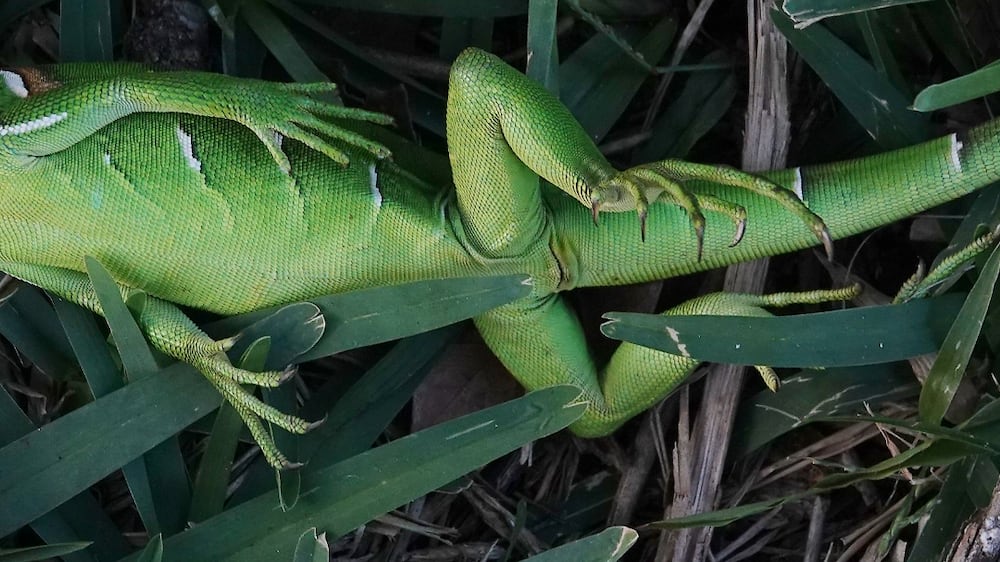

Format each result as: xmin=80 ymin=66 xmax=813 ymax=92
xmin=913 ymin=60 xmax=1000 ymax=112
xmin=132 ymin=386 xmax=585 ymax=562
xmin=204 ymin=275 xmax=531 ymax=360
xmin=526 ymin=0 xmax=559 ymax=92
xmin=58 ymin=0 xmax=113 ymax=61
xmin=772 ymin=8 xmax=929 ymax=149
xmin=521 ymin=526 xmax=637 ymax=561
xmin=601 ymin=293 xmax=963 ymax=368
xmin=86 ymin=257 xmax=191 ymax=536
xmin=920 ymin=243 xmax=1000 ymax=425
xmin=0 ymin=364 xmax=220 ymax=538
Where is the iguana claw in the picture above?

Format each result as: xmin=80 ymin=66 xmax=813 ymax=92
xmin=590 ymin=160 xmax=833 ymax=261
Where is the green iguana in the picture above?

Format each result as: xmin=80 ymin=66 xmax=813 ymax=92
xmin=0 ymin=48 xmax=995 ymax=469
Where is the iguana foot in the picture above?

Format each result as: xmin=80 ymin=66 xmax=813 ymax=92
xmin=193 ymin=354 xmax=322 ymax=469
xmin=589 ymin=160 xmax=832 ymax=260
xmin=894 ymin=224 xmax=1000 ymax=303
xmin=214 ymin=78 xmax=394 ymax=172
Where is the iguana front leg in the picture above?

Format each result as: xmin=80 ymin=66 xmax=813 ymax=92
xmin=0 ymin=63 xmax=391 ymax=170
xmin=2 ymin=262 xmax=317 ymax=469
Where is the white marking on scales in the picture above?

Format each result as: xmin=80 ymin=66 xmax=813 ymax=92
xmin=0 ymin=71 xmax=28 ymax=98
xmin=792 ymin=167 xmax=804 ymax=200
xmin=175 ymin=125 xmax=202 ymax=172
xmin=0 ymin=111 xmax=67 ymax=136
xmin=949 ymin=133 xmax=963 ymax=173
xmin=369 ymin=163 xmax=382 ymax=210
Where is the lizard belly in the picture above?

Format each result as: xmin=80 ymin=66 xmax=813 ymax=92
xmin=0 ymin=113 xmax=500 ymax=314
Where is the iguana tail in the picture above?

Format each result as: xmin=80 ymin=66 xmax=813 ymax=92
xmin=556 ymin=119 xmax=1000 ymax=289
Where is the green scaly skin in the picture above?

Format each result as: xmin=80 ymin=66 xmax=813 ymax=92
xmin=0 ymin=49 xmax=996 ymax=468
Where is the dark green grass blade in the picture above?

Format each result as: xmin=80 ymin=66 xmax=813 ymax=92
xmin=0 ymin=365 xmax=218 ymax=538
xmin=636 ymin=50 xmax=736 ymax=161
xmin=131 ymin=386 xmax=585 ymax=562
xmin=730 ymin=364 xmax=917 ymax=457
xmin=601 ymin=293 xmax=962 ymax=368
xmin=206 ymin=275 xmax=530 ymax=361
xmin=913 ymin=60 xmax=1000 ymax=111
xmin=773 ymin=8 xmax=929 ymax=149
xmin=0 ymin=542 xmax=93 ymax=562
xmin=920 ymin=244 xmax=1000 ymax=425
xmin=87 ymin=258 xmax=190 ymax=537
xmin=284 ymin=0 xmax=528 ymax=17
xmin=0 ymin=286 xmax=77 ymax=378
xmin=227 ymin=326 xmax=456 ymax=503
xmin=0 ymin=390 xmax=128 ymax=560
xmin=780 ymin=0 xmax=934 ymax=23
xmin=522 ymin=527 xmax=637 ymax=562
xmin=59 ymin=0 xmax=113 ymax=61
xmin=526 ymin=0 xmax=560 ymax=91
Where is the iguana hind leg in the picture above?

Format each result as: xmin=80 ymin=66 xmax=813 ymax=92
xmin=477 ymin=288 xmax=855 ymax=435
xmin=1 ymin=262 xmax=315 ymax=469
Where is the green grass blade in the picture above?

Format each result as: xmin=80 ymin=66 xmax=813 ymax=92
xmin=730 ymin=364 xmax=916 ymax=457
xmin=601 ymin=293 xmax=962 ymax=368
xmin=920 ymin=244 xmax=1000 ymax=425
xmin=0 ymin=390 xmax=128 ymax=561
xmin=291 ymin=528 xmax=329 ymax=562
xmin=285 ymin=0 xmax=527 ymax=17
xmin=773 ymin=8 xmax=929 ymax=149
xmin=226 ymin=326 xmax=456 ymax=503
xmin=0 ymin=542 xmax=93 ymax=562
xmin=907 ymin=456 xmax=991 ymax=562
xmin=559 ymin=17 xmax=676 ymax=141
xmin=134 ymin=386 xmax=585 ymax=561
xmin=912 ymin=61 xmax=1000 ymax=111
xmin=86 ymin=258 xmax=191 ymax=536
xmin=206 ymin=275 xmax=530 ymax=361
xmin=526 ymin=0 xmax=559 ymax=92
xmin=0 ymin=366 xmax=218 ymax=538
xmin=780 ymin=0 xmax=933 ymax=23
xmin=636 ymin=50 xmax=736 ymax=161
xmin=59 ymin=0 xmax=113 ymax=61
xmin=241 ymin=0 xmax=330 ymax=83
xmin=135 ymin=535 xmax=163 ymax=562
xmin=0 ymin=287 xmax=77 ymax=379
xmin=522 ymin=527 xmax=636 ymax=561
xmin=301 ymin=325 xmax=459 ymax=469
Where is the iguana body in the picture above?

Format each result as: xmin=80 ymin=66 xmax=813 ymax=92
xmin=0 ymin=49 xmax=996 ymax=467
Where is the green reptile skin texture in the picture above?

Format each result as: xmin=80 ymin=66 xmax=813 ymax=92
xmin=1 ymin=48 xmax=998 ymax=466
